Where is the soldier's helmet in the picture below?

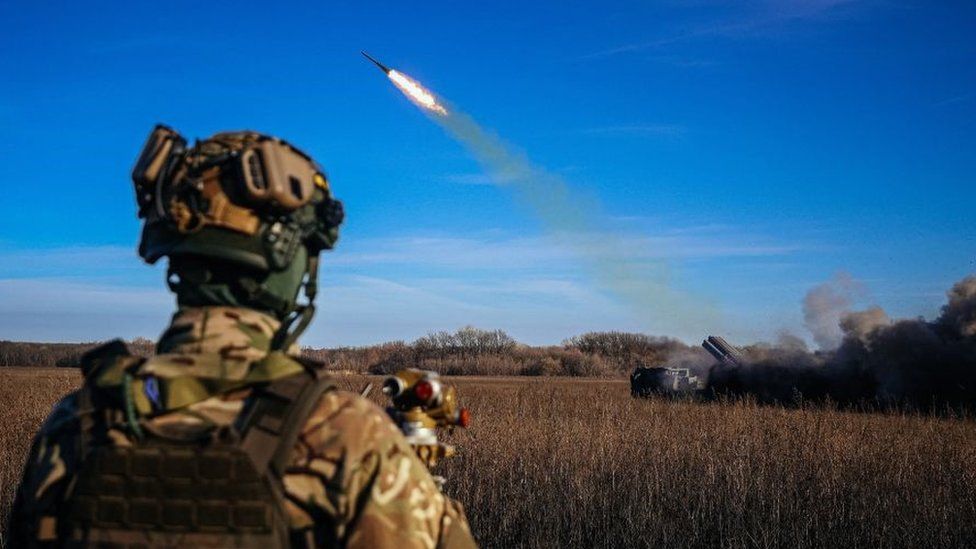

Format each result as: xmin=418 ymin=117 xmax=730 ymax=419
xmin=132 ymin=125 xmax=343 ymax=346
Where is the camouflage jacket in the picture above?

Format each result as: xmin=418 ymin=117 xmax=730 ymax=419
xmin=7 ymin=306 xmax=476 ymax=548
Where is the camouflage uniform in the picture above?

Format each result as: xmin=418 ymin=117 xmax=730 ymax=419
xmin=7 ymin=306 xmax=476 ymax=548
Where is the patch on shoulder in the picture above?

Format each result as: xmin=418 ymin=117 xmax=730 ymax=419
xmin=143 ymin=376 xmax=162 ymax=413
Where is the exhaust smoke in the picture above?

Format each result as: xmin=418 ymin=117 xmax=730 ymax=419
xmin=710 ymin=274 xmax=976 ymax=410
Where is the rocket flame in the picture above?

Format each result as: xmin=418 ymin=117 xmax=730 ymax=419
xmin=388 ymin=70 xmax=448 ymax=115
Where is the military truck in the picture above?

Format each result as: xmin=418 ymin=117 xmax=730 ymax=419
xmin=630 ymin=336 xmax=742 ymax=397
xmin=630 ymin=366 xmax=704 ymax=396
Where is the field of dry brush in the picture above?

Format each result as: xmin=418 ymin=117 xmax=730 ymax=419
xmin=2 ymin=369 xmax=975 ymax=548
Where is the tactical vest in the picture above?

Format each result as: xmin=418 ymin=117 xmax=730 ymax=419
xmin=56 ymin=342 xmax=335 ymax=548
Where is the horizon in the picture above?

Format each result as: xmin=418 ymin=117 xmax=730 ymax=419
xmin=1 ymin=1 xmax=974 ymax=348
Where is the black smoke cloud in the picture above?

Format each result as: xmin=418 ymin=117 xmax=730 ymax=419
xmin=708 ymin=275 xmax=976 ymax=409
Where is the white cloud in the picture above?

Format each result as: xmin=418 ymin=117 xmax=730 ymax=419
xmin=0 ymin=278 xmax=171 ymax=342
xmin=582 ymin=0 xmax=868 ymax=59
xmin=577 ymin=124 xmax=687 ymax=138
xmin=0 ymin=245 xmax=141 ymax=274
xmin=329 ymin=229 xmax=800 ymax=271
xmin=0 ymin=226 xmax=803 ymax=346
xmin=933 ymin=93 xmax=973 ymax=107
xmin=311 ymin=273 xmax=635 ymax=347
xmin=441 ymin=173 xmax=504 ymax=186
xmin=0 ymin=278 xmax=170 ymax=314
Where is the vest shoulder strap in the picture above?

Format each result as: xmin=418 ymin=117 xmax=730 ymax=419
xmin=236 ymin=366 xmax=335 ymax=476
xmin=79 ymin=339 xmax=143 ymax=382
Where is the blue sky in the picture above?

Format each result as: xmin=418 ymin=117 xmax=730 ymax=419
xmin=1 ymin=0 xmax=973 ymax=347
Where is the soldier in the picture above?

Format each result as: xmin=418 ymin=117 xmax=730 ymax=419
xmin=6 ymin=127 xmax=477 ymax=548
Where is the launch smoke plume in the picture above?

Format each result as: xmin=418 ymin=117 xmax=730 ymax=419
xmin=802 ymin=272 xmax=864 ymax=350
xmin=709 ymin=274 xmax=976 ymax=410
xmin=385 ymin=69 xmax=713 ymax=335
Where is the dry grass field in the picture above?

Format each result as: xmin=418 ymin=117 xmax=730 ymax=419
xmin=2 ymin=369 xmax=975 ymax=548
xmin=0 ymin=368 xmax=82 ymax=548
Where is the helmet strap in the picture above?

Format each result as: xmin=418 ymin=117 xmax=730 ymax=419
xmin=270 ymin=254 xmax=319 ymax=351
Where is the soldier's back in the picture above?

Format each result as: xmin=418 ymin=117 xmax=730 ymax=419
xmin=7 ymin=332 xmax=474 ymax=548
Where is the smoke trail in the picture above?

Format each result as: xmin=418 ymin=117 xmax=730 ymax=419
xmin=708 ymin=274 xmax=976 ymax=410
xmin=377 ymin=63 xmax=716 ymax=335
xmin=423 ymin=105 xmax=715 ymax=336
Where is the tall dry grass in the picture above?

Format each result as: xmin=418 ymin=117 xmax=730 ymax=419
xmin=437 ymin=378 xmax=976 ymax=548
xmin=2 ymin=371 xmax=974 ymax=548
xmin=0 ymin=369 xmax=80 ymax=549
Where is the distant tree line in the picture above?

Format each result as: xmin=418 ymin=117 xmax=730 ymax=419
xmin=1 ymin=328 xmax=691 ymax=377
xmin=0 ymin=339 xmax=155 ymax=368
xmin=304 ymin=327 xmax=691 ymax=377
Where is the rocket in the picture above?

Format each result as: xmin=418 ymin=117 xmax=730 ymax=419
xmin=362 ymin=51 xmax=449 ymax=115
xmin=361 ymin=51 xmax=391 ymax=75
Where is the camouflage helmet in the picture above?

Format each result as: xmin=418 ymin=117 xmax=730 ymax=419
xmin=131 ymin=125 xmax=344 ymax=347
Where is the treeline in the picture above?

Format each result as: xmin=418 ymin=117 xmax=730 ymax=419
xmin=1 ymin=327 xmax=689 ymax=377
xmin=0 ymin=339 xmax=155 ymax=368
xmin=310 ymin=327 xmax=688 ymax=377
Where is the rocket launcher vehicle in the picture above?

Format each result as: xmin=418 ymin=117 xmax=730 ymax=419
xmin=631 ymin=336 xmax=743 ymax=398
xmin=702 ymin=335 xmax=743 ymax=367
